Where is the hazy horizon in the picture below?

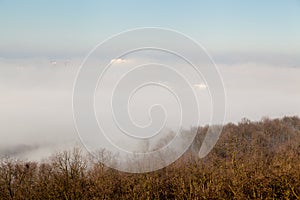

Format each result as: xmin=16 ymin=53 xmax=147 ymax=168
xmin=1 ymin=1 xmax=300 ymax=160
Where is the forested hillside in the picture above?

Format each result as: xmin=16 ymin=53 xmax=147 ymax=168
xmin=1 ymin=116 xmax=299 ymax=199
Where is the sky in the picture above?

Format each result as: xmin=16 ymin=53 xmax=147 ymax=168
xmin=1 ymin=0 xmax=299 ymax=57
xmin=0 ymin=1 xmax=300 ymax=159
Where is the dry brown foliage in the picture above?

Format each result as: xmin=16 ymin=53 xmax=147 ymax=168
xmin=1 ymin=116 xmax=300 ymax=199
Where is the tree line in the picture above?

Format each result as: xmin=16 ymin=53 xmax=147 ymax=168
xmin=0 ymin=116 xmax=300 ymax=199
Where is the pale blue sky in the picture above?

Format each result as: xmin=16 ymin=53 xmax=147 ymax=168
xmin=0 ymin=0 xmax=299 ymax=59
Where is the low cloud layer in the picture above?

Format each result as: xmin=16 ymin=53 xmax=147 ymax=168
xmin=0 ymin=56 xmax=299 ymax=160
